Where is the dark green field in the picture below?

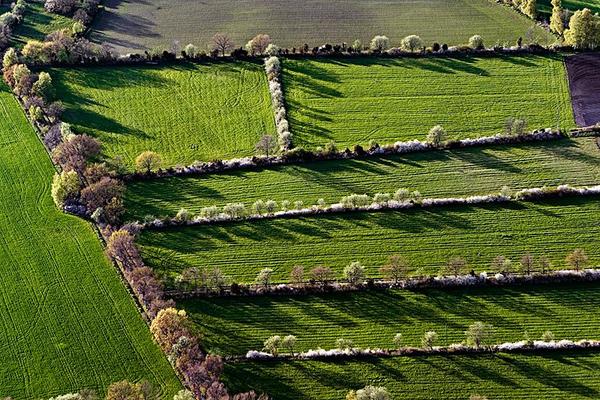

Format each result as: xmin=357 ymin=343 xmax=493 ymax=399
xmin=138 ymin=196 xmax=600 ymax=285
xmin=0 ymin=84 xmax=181 ymax=398
xmin=224 ymin=351 xmax=600 ymax=399
xmin=124 ymin=137 xmax=599 ymax=221
xmin=52 ymin=62 xmax=275 ymax=169
xmin=538 ymin=0 xmax=600 ymax=14
xmin=181 ymin=282 xmax=600 ymax=355
xmin=283 ymin=55 xmax=573 ymax=149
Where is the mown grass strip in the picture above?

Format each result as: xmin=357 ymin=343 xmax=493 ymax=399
xmin=124 ymin=137 xmax=600 ymax=221
xmin=51 ymin=61 xmax=275 ymax=169
xmin=283 ymin=55 xmax=574 ymax=149
xmin=138 ymin=195 xmax=600 ymax=285
xmin=0 ymin=84 xmax=181 ymax=398
xmin=224 ymin=350 xmax=600 ymax=399
xmin=180 ymin=282 xmax=600 ymax=355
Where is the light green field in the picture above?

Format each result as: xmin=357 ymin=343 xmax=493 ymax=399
xmin=181 ymin=282 xmax=600 ymax=355
xmin=52 ymin=62 xmax=275 ymax=169
xmin=124 ymin=137 xmax=600 ymax=221
xmin=138 ymin=196 xmax=600 ymax=285
xmin=283 ymin=55 xmax=574 ymax=149
xmin=89 ymin=0 xmax=554 ymax=54
xmin=0 ymin=84 xmax=181 ymax=398
xmin=225 ymin=351 xmax=600 ymax=399
xmin=10 ymin=2 xmax=73 ymax=46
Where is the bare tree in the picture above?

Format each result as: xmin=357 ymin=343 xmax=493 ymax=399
xmin=566 ymin=248 xmax=588 ymax=271
xmin=520 ymin=253 xmax=534 ymax=275
xmin=212 ymin=33 xmax=233 ymax=56
xmin=255 ymin=134 xmax=277 ymax=157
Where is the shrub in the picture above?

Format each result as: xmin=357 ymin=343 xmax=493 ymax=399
xmin=566 ymin=248 xmax=588 ymax=271
xmin=290 ymin=265 xmax=304 ymax=284
xmin=393 ymin=188 xmax=410 ymax=201
xmin=245 ymin=34 xmax=271 ymax=55
xmin=255 ymin=268 xmax=274 ymax=288
xmin=105 ymin=380 xmax=151 ymax=400
xmin=373 ymin=193 xmax=391 ymax=205
xmin=491 ymin=255 xmax=512 ymax=273
xmin=200 ymin=205 xmax=219 ymax=219
xmin=344 ymin=261 xmax=365 ymax=285
xmin=541 ymin=330 xmax=555 ymax=342
xmin=183 ymin=43 xmax=198 ymax=58
xmin=393 ymin=333 xmax=403 ymax=349
xmin=175 ymin=208 xmax=191 ymax=222
xmin=252 ymin=199 xmax=267 ymax=215
xmin=263 ymin=335 xmax=282 ymax=356
xmin=72 ymin=20 xmax=85 ymax=36
xmin=135 ymin=151 xmax=162 ymax=173
xmin=173 ymin=390 xmax=195 ymax=400
xmin=2 ymin=47 xmax=17 ymax=69
xmin=340 ymin=194 xmax=371 ymax=208
xmin=465 ymin=322 xmax=494 ymax=348
xmin=311 ymin=265 xmax=333 ymax=284
xmin=369 ymin=35 xmax=389 ymax=52
xmin=421 ymin=330 xmax=438 ymax=350
xmin=348 ymin=386 xmax=391 ymax=400
xmin=400 ymin=35 xmax=423 ymax=52
xmin=426 ymin=125 xmax=447 ymax=146
xmin=255 ymin=134 xmax=277 ymax=157
xmin=51 ymin=170 xmax=80 ymax=207
xmin=208 ymin=267 xmax=229 ymax=289
xmin=265 ymin=200 xmax=278 ymax=214
xmin=282 ymin=335 xmax=297 ymax=356
xmin=468 ymin=35 xmax=484 ymax=50
xmin=336 ymin=338 xmax=354 ymax=350
xmin=265 ymin=43 xmax=280 ymax=56
xmin=445 ymin=256 xmax=466 ymax=276
xmin=80 ymin=176 xmax=124 ymax=213
xmin=380 ymin=255 xmax=408 ymax=283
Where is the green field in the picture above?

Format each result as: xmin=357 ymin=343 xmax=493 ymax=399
xmin=138 ymin=196 xmax=600 ymax=284
xmin=89 ymin=0 xmax=554 ymax=55
xmin=124 ymin=137 xmax=600 ymax=221
xmin=538 ymin=0 xmax=600 ymax=14
xmin=224 ymin=351 xmax=600 ymax=399
xmin=52 ymin=62 xmax=275 ymax=169
xmin=283 ymin=55 xmax=574 ymax=149
xmin=9 ymin=2 xmax=73 ymax=46
xmin=181 ymin=282 xmax=600 ymax=355
xmin=0 ymin=84 xmax=181 ymax=398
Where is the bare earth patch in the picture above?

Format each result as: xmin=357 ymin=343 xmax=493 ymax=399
xmin=565 ymin=53 xmax=600 ymax=127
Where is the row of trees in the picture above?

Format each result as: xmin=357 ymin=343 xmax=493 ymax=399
xmin=261 ymin=323 xmax=559 ymax=356
xmin=173 ymin=249 xmax=590 ymax=292
xmin=44 ymin=0 xmax=100 ymax=25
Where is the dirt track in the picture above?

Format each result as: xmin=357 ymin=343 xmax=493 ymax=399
xmin=565 ymin=53 xmax=600 ymax=127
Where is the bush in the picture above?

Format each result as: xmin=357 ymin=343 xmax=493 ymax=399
xmin=400 ymin=35 xmax=423 ymax=52
xmin=468 ymin=35 xmax=484 ymax=50
xmin=465 ymin=321 xmax=494 ymax=348
xmin=263 ymin=335 xmax=282 ymax=356
xmin=370 ymin=35 xmax=390 ymax=52
xmin=421 ymin=330 xmax=438 ymax=350
xmin=135 ymin=151 xmax=162 ymax=173
xmin=426 ymin=125 xmax=447 ymax=146
xmin=343 ymin=261 xmax=365 ymax=285
xmin=51 ymin=170 xmax=80 ymax=207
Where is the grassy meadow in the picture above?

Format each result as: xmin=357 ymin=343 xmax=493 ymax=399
xmin=9 ymin=2 xmax=73 ymax=46
xmin=0 ymin=84 xmax=181 ymax=398
xmin=89 ymin=0 xmax=553 ymax=54
xmin=52 ymin=62 xmax=275 ymax=169
xmin=537 ymin=0 xmax=600 ymax=14
xmin=224 ymin=351 xmax=600 ymax=399
xmin=123 ymin=137 xmax=600 ymax=220
xmin=138 ymin=196 xmax=600 ymax=284
xmin=283 ymin=55 xmax=574 ymax=149
xmin=181 ymin=282 xmax=600 ymax=355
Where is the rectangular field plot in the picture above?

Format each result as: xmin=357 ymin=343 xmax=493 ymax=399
xmin=0 ymin=84 xmax=181 ymax=398
xmin=52 ymin=62 xmax=275 ymax=169
xmin=224 ymin=351 xmax=600 ymax=400
xmin=138 ymin=196 xmax=600 ymax=285
xmin=181 ymin=283 xmax=600 ymax=355
xmin=124 ymin=137 xmax=600 ymax=221
xmin=283 ymin=55 xmax=574 ymax=149
xmin=90 ymin=0 xmax=554 ymax=55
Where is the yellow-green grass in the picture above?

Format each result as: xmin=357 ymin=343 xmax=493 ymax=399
xmin=10 ymin=2 xmax=73 ymax=47
xmin=123 ymin=137 xmax=600 ymax=221
xmin=89 ymin=0 xmax=554 ymax=55
xmin=51 ymin=61 xmax=275 ymax=169
xmin=181 ymin=282 xmax=600 ymax=355
xmin=283 ymin=55 xmax=574 ymax=150
xmin=538 ymin=0 xmax=600 ymax=14
xmin=0 ymin=84 xmax=181 ymax=398
xmin=224 ymin=351 xmax=600 ymax=399
xmin=138 ymin=196 xmax=600 ymax=285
